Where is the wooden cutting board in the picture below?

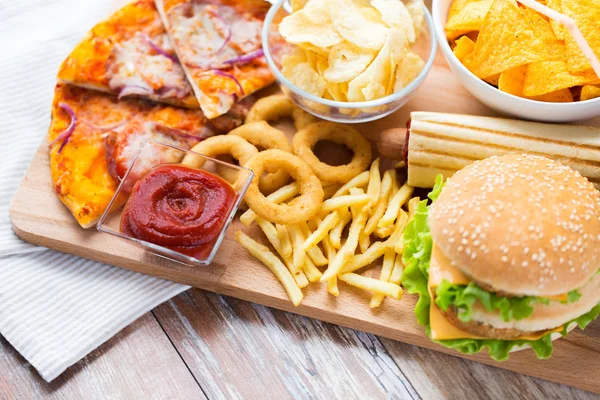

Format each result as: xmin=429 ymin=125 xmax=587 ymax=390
xmin=9 ymin=51 xmax=600 ymax=393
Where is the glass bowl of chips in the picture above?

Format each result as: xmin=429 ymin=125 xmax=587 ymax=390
xmin=263 ymin=0 xmax=437 ymax=123
xmin=433 ymin=0 xmax=600 ymax=123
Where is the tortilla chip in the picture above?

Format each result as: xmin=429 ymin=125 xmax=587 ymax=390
xmin=521 ymin=7 xmax=563 ymax=60
xmin=581 ymin=85 xmax=600 ymax=101
xmin=484 ymin=74 xmax=500 ymax=86
xmin=498 ymin=65 xmax=528 ymax=96
xmin=499 ymin=65 xmax=573 ymax=101
xmin=468 ymin=0 xmax=551 ymax=79
xmin=546 ymin=0 xmax=565 ymax=40
xmin=453 ymin=36 xmax=476 ymax=61
xmin=448 ymin=0 xmax=474 ymax=20
xmin=562 ymin=0 xmax=600 ymax=73
xmin=524 ymin=57 xmax=600 ymax=96
xmin=445 ymin=0 xmax=494 ymax=41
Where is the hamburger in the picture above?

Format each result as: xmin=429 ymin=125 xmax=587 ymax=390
xmin=401 ymin=154 xmax=600 ymax=360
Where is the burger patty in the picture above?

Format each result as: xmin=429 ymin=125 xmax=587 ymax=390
xmin=432 ymin=292 xmax=547 ymax=340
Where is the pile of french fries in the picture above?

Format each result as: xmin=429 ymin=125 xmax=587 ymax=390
xmin=235 ymin=159 xmax=419 ymax=307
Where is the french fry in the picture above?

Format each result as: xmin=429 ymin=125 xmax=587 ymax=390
xmin=256 ymin=217 xmax=282 ymax=253
xmin=239 ymin=182 xmax=299 ymax=226
xmin=235 ymin=231 xmax=303 ymax=306
xmin=329 ymin=207 xmax=351 ymax=249
xmin=359 ymin=231 xmax=370 ymax=253
xmin=303 ymin=211 xmax=340 ymax=251
xmin=332 ymin=170 xmax=369 ymax=198
xmin=407 ymin=196 xmax=421 ymax=219
xmin=389 ymin=254 xmax=404 ymax=286
xmin=275 ymin=224 xmax=293 ymax=259
xmin=341 ymin=241 xmax=387 ymax=273
xmin=321 ymin=200 xmax=370 ymax=281
xmin=338 ymin=273 xmax=403 ymax=300
xmin=288 ymin=224 xmax=306 ymax=273
xmin=366 ymin=158 xmax=381 ymax=206
xmin=327 ymin=276 xmax=340 ymax=296
xmin=378 ymin=184 xmax=414 ymax=228
xmin=299 ymin=222 xmax=328 ymax=267
xmin=364 ymin=169 xmax=394 ymax=235
xmin=374 ymin=225 xmax=394 ymax=239
xmin=386 ymin=209 xmax=409 ymax=251
xmin=320 ymin=194 xmax=371 ymax=214
xmin=258 ymin=219 xmax=308 ymax=288
xmin=370 ymin=250 xmax=396 ymax=308
xmin=395 ymin=161 xmax=406 ymax=169
xmin=302 ymin=255 xmax=323 ymax=282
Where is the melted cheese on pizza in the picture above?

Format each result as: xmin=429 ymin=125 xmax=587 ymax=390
xmin=156 ymin=0 xmax=286 ymax=118
xmin=49 ymin=84 xmax=212 ymax=228
xmin=57 ymin=0 xmax=198 ymax=108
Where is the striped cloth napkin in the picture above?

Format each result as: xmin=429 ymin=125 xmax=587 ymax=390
xmin=0 ymin=0 xmax=189 ymax=382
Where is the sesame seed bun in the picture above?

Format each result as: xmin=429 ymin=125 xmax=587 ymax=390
xmin=439 ymin=273 xmax=600 ymax=339
xmin=429 ymin=154 xmax=600 ymax=297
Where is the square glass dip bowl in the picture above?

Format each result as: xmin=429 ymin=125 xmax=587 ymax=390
xmin=262 ymin=0 xmax=437 ymax=123
xmin=97 ymin=140 xmax=253 ymax=266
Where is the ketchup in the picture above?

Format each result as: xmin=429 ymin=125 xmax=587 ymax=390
xmin=121 ymin=164 xmax=235 ymax=259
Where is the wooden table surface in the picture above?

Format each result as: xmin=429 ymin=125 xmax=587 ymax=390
xmin=1 ymin=288 xmax=597 ymax=399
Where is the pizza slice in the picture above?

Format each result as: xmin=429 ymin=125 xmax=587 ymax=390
xmin=155 ymin=0 xmax=289 ymax=118
xmin=49 ymin=84 xmax=244 ymax=228
xmin=57 ymin=0 xmax=198 ymax=108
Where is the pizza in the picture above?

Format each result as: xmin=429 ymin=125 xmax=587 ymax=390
xmin=57 ymin=0 xmax=198 ymax=108
xmin=49 ymin=84 xmax=245 ymax=228
xmin=155 ymin=0 xmax=288 ymax=118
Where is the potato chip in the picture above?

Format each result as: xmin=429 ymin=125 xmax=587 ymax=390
xmin=498 ymin=65 xmax=572 ymax=101
xmin=444 ymin=0 xmax=494 ymax=41
xmin=328 ymin=0 xmax=388 ymax=50
xmin=362 ymin=79 xmax=387 ymax=101
xmin=468 ymin=0 xmax=551 ymax=79
xmin=282 ymin=48 xmax=308 ymax=76
xmin=305 ymin=50 xmax=324 ymax=72
xmin=453 ymin=36 xmax=476 ymax=61
xmin=524 ymin=59 xmax=600 ymax=96
xmin=328 ymin=82 xmax=349 ymax=101
xmin=290 ymin=0 xmax=309 ymax=12
xmin=371 ymin=0 xmax=416 ymax=43
xmin=347 ymin=28 xmax=407 ymax=101
xmin=287 ymin=62 xmax=327 ymax=97
xmin=359 ymin=6 xmax=385 ymax=24
xmin=297 ymin=43 xmax=330 ymax=58
xmin=279 ymin=0 xmax=343 ymax=48
xmin=581 ymin=85 xmax=600 ymax=101
xmin=562 ymin=0 xmax=600 ymax=73
xmin=394 ymin=52 xmax=425 ymax=92
xmin=406 ymin=0 xmax=425 ymax=41
xmin=324 ymin=42 xmax=376 ymax=83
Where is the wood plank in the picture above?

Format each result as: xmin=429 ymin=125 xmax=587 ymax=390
xmin=0 ymin=313 xmax=205 ymax=400
xmin=380 ymin=339 xmax=597 ymax=400
xmin=10 ymin=135 xmax=600 ymax=394
xmin=153 ymin=290 xmax=420 ymax=400
xmin=9 ymin=48 xmax=600 ymax=393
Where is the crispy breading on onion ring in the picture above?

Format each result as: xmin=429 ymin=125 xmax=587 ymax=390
xmin=182 ymin=135 xmax=258 ymax=183
xmin=245 ymin=94 xmax=318 ymax=131
xmin=244 ymin=149 xmax=324 ymax=225
xmin=228 ymin=121 xmax=292 ymax=193
xmin=292 ymin=122 xmax=372 ymax=183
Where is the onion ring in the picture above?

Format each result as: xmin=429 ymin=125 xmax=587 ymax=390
xmin=292 ymin=122 xmax=372 ymax=184
xmin=244 ymin=149 xmax=324 ymax=225
xmin=182 ymin=135 xmax=258 ymax=183
xmin=245 ymin=94 xmax=318 ymax=131
xmin=228 ymin=121 xmax=292 ymax=193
